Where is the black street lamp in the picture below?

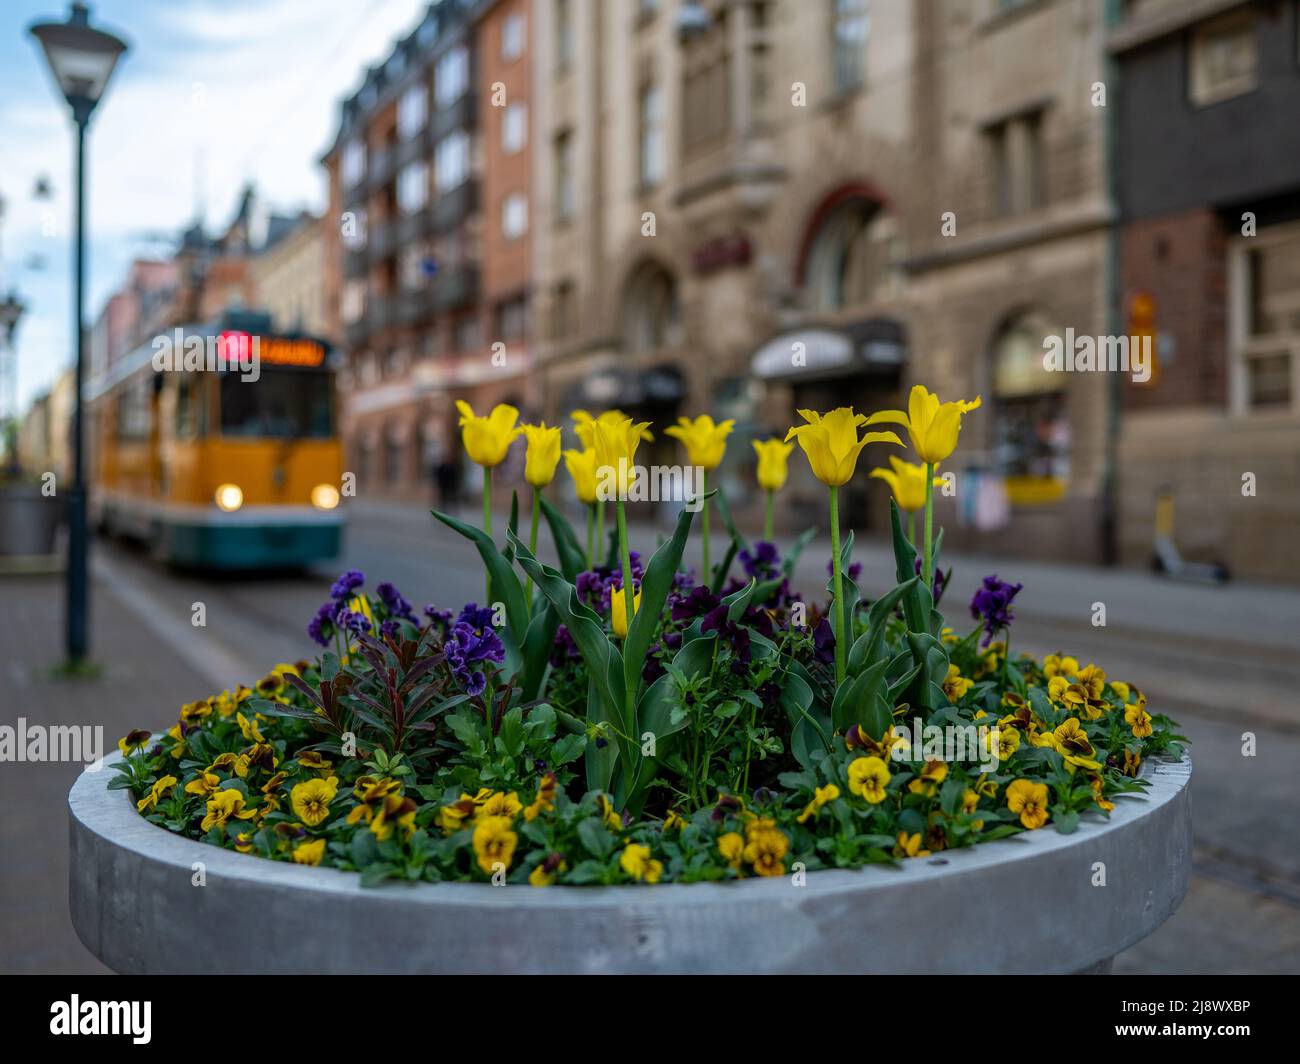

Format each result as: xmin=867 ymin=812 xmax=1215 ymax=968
xmin=29 ymin=2 xmax=128 ymax=665
xmin=0 ymin=291 xmax=26 ymax=474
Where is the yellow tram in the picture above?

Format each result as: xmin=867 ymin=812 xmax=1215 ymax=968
xmin=87 ymin=312 xmax=345 ymax=568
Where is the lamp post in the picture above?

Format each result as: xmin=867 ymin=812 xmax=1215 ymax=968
xmin=29 ymin=2 xmax=128 ymax=665
xmin=0 ymin=291 xmax=26 ymax=474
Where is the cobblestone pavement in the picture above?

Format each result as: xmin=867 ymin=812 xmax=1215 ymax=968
xmin=2 ymin=500 xmax=1296 ymax=973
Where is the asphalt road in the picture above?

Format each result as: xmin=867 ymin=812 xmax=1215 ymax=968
xmin=89 ymin=498 xmax=1300 ymax=973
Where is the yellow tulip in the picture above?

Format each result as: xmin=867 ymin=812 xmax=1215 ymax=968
xmin=456 ymin=400 xmax=524 ymax=468
xmin=610 ymin=584 xmax=642 ymax=639
xmin=784 ymin=407 xmax=902 ymax=487
xmin=521 ymin=423 xmax=563 ymax=488
xmin=867 ymin=384 xmax=981 ymax=465
xmin=869 ymin=455 xmax=943 ymax=513
xmin=590 ymin=416 xmax=652 ymax=499
xmin=665 ymin=414 xmax=735 ymax=472
xmin=752 ymin=438 xmax=794 ymax=492
xmin=563 ymin=447 xmax=599 ymax=505
xmin=572 ymin=409 xmax=654 ymax=450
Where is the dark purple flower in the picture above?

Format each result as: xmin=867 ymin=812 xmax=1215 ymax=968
xmin=330 ymin=569 xmax=365 ymax=600
xmin=827 ymin=558 xmax=863 ymax=583
xmin=444 ymin=603 xmax=506 ymax=695
xmin=306 ymin=599 xmax=340 ymax=647
xmin=376 ymin=581 xmax=414 ymax=619
xmin=379 ymin=619 xmax=402 ymax=640
xmin=336 ymin=608 xmax=371 ymax=636
xmin=913 ymin=557 xmax=950 ymax=604
xmin=702 ymin=604 xmax=752 ymax=664
xmin=740 ymin=541 xmax=781 ymax=580
xmin=813 ymin=617 xmax=836 ymax=666
xmin=970 ymin=574 xmax=1023 ymax=646
xmin=423 ymin=604 xmax=454 ymax=636
xmin=671 ymin=585 xmax=720 ymax=623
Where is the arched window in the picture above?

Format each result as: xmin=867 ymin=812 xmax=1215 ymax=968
xmin=622 ymin=261 xmax=681 ymax=354
xmin=991 ymin=311 xmax=1070 ymax=497
xmin=804 ymin=198 xmax=897 ymax=313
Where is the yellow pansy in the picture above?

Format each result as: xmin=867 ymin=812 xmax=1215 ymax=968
xmin=620 ymin=843 xmax=664 ymax=883
xmin=1043 ymin=653 xmax=1080 ymax=679
xmin=1110 ymin=681 xmax=1131 ymax=705
xmin=847 ymin=756 xmax=891 ymax=804
xmin=590 ymin=416 xmax=653 ymax=497
xmin=743 ymin=825 xmax=790 ymax=877
xmin=472 ymin=815 xmax=518 ymax=874
xmin=665 ymin=414 xmax=735 ymax=471
xmin=894 ymin=831 xmax=931 ymax=858
xmin=522 ymin=422 xmax=563 ymax=488
xmin=524 ymin=774 xmax=558 ymax=822
xmin=455 ymin=400 xmax=524 ymax=468
xmin=117 ymin=729 xmax=152 ymax=756
xmin=476 ymin=791 xmax=524 ymax=820
xmin=869 ymin=454 xmax=943 ymax=513
xmin=184 ymin=771 xmax=222 ymax=798
xmin=796 ymin=783 xmax=841 ymax=824
xmin=529 ymin=855 xmax=567 ymax=886
xmin=785 ymin=407 xmax=901 ymax=487
xmin=563 ymin=447 xmax=600 ymax=505
xmin=613 ymin=580 xmax=644 ymax=637
xmin=290 ymin=776 xmax=339 ymax=828
xmin=201 ymin=788 xmax=256 ymax=833
xmin=369 ymin=795 xmax=418 ymax=842
xmin=136 ymin=775 xmax=178 ymax=814
xmin=717 ymin=831 xmax=745 ymax=871
xmin=866 ymin=383 xmax=981 ymax=465
xmin=908 ymin=759 xmax=949 ymax=797
xmin=293 ymin=838 xmax=326 ymax=866
xmin=942 ymin=664 xmax=974 ymax=703
xmin=1006 ymin=779 xmax=1050 ymax=830
xmin=752 ymin=438 xmax=794 ymax=491
xmin=1125 ymin=703 xmax=1154 ymax=738
xmin=995 ymin=725 xmax=1021 ymax=761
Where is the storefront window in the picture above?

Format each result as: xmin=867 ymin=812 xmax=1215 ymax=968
xmin=805 ymin=199 xmax=897 ymax=313
xmin=992 ymin=312 xmax=1069 ymax=502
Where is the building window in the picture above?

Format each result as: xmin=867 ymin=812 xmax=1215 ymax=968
xmin=342 ymin=207 xmax=366 ymax=251
xmin=985 ymin=109 xmax=1045 ymax=217
xmin=502 ymin=11 xmax=526 ymax=61
xmin=435 ymin=129 xmax=471 ymax=191
xmin=502 ymin=100 xmax=528 ymax=154
xmin=397 ymin=84 xmax=427 ymax=139
xmin=804 ymin=198 xmax=898 ymax=313
xmin=556 ymin=0 xmax=574 ymax=70
xmin=502 ymin=192 xmax=529 ymax=240
xmin=1234 ymin=223 xmax=1300 ymax=412
xmin=341 ymin=280 xmax=366 ymax=324
xmin=552 ymin=280 xmax=576 ymax=339
xmin=638 ymin=84 xmax=664 ymax=189
xmin=397 ymin=160 xmax=429 ymax=213
xmin=680 ymin=9 xmax=732 ymax=158
xmin=436 ymin=44 xmax=469 ymax=108
xmin=401 ymin=241 xmax=433 ymax=288
xmin=554 ymin=129 xmax=575 ymax=222
xmin=494 ymin=294 xmax=529 ymax=342
xmin=454 ymin=314 xmax=481 ymax=353
xmin=341 ymin=140 xmax=366 ymax=187
xmin=831 ymin=0 xmax=869 ymax=94
xmin=622 ymin=261 xmax=680 ymax=353
xmin=1189 ymin=8 xmax=1258 ymax=107
xmin=992 ymin=311 xmax=1070 ymax=502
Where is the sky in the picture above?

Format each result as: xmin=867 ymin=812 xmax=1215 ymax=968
xmin=0 ymin=0 xmax=428 ymax=414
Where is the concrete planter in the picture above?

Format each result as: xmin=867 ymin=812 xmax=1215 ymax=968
xmin=0 ymin=484 xmax=61 ymax=558
xmin=69 ymin=753 xmax=1191 ymax=974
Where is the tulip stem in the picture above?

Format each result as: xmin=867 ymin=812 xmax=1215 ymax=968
xmin=597 ymin=501 xmax=606 ymax=567
xmin=701 ymin=470 xmax=710 ymax=583
xmin=829 ymin=485 xmax=846 ymax=687
xmin=585 ymin=503 xmax=596 ymax=570
xmin=483 ymin=467 xmax=493 ymax=606
xmin=764 ymin=489 xmax=774 ymax=543
xmin=526 ymin=488 xmax=541 ymax=606
xmin=616 ymin=500 xmax=635 ymax=625
xmin=922 ymin=462 xmax=935 ymax=597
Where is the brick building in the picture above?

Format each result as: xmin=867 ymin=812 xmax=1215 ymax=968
xmin=1113 ymin=0 xmax=1300 ymax=579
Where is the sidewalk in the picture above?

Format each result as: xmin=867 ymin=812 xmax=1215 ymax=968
xmin=0 ymin=573 xmax=219 ymax=974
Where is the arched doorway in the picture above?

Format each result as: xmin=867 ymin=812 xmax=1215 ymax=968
xmin=991 ymin=310 xmax=1070 ymax=503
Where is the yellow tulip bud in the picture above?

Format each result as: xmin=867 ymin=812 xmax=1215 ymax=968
xmin=869 ymin=455 xmax=942 ymax=513
xmin=784 ymin=407 xmax=901 ymax=487
xmin=456 ymin=400 xmax=524 ymax=468
xmin=665 ymin=414 xmax=735 ymax=472
xmin=521 ymin=423 xmax=563 ymax=488
xmin=610 ymin=584 xmax=641 ymax=638
xmin=572 ymin=409 xmax=654 ymax=451
xmin=563 ymin=447 xmax=600 ymax=505
xmin=590 ymin=416 xmax=653 ymax=499
xmin=866 ymin=385 xmax=981 ymax=466
xmin=752 ymin=438 xmax=794 ymax=492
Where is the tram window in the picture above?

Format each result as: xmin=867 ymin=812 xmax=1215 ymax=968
xmin=218 ymin=369 xmax=333 ymax=439
xmin=175 ymin=376 xmax=200 ymax=439
xmin=115 ymin=379 xmax=150 ymax=440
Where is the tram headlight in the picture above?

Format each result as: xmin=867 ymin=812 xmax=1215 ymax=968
xmin=214 ymin=483 xmax=244 ymax=512
xmin=311 ymin=483 xmax=341 ymax=510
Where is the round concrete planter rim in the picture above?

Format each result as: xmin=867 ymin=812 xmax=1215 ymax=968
xmin=70 ymin=751 xmax=1192 ymax=973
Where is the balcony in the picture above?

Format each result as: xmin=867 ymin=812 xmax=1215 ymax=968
xmin=430 ymin=179 xmax=478 ymax=233
xmin=367 ymin=145 xmax=400 ymax=192
xmin=430 ymin=263 xmax=478 ymax=312
xmin=344 ymin=247 xmax=368 ymax=279
xmin=430 ymin=91 xmax=475 ymax=141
